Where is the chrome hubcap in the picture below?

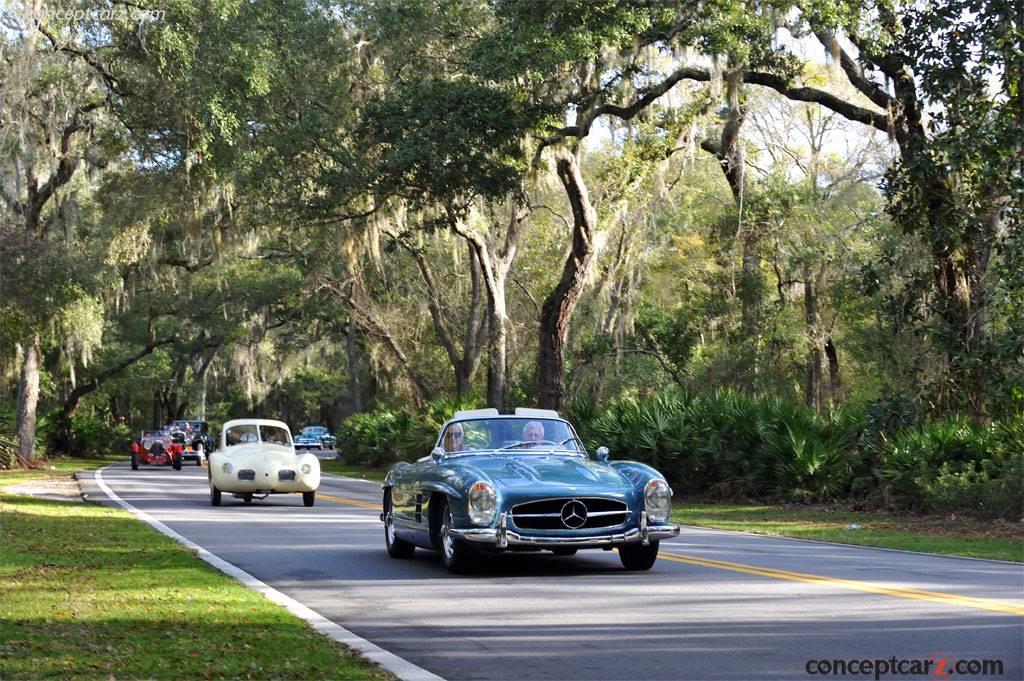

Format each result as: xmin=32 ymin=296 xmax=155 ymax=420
xmin=442 ymin=512 xmax=454 ymax=558
xmin=385 ymin=514 xmax=396 ymax=544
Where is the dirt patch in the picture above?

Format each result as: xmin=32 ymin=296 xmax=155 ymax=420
xmin=2 ymin=477 xmax=83 ymax=503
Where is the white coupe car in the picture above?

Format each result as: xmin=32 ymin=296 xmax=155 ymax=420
xmin=208 ymin=418 xmax=321 ymax=507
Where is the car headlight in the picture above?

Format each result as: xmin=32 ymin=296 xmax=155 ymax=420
xmin=300 ymin=463 xmax=312 ymax=475
xmin=644 ymin=479 xmax=672 ymax=523
xmin=222 ymin=462 xmax=233 ymax=475
xmin=467 ymin=481 xmax=497 ymax=526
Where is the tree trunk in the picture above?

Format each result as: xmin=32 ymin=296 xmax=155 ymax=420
xmin=15 ymin=335 xmax=41 ymax=461
xmin=347 ymin=316 xmax=363 ymax=413
xmin=803 ymin=266 xmax=822 ymax=413
xmin=824 ymin=336 xmax=840 ymax=403
xmin=537 ymin=155 xmax=598 ymax=410
xmin=487 ymin=286 xmax=507 ymax=411
xmin=452 ymin=201 xmax=526 ymax=412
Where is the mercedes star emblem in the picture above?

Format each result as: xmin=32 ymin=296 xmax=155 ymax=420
xmin=560 ymin=500 xmax=588 ymax=529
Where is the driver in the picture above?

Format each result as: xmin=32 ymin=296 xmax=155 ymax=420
xmin=522 ymin=421 xmax=545 ymax=444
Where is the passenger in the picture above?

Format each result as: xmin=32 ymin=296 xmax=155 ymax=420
xmin=444 ymin=424 xmax=465 ymax=452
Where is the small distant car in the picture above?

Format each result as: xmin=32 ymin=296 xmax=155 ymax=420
xmin=169 ymin=419 xmax=213 ymax=465
xmin=131 ymin=431 xmax=182 ymax=470
xmin=207 ymin=418 xmax=320 ymax=507
xmin=381 ymin=408 xmax=680 ymax=573
xmin=294 ymin=425 xmax=336 ymax=451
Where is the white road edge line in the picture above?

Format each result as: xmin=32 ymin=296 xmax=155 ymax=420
xmin=93 ymin=464 xmax=445 ymax=681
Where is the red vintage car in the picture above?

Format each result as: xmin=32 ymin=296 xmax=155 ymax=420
xmin=130 ymin=431 xmax=183 ymax=470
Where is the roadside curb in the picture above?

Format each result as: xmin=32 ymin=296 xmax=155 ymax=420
xmin=91 ymin=464 xmax=445 ymax=681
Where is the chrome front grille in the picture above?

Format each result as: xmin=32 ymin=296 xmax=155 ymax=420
xmin=511 ymin=497 xmax=629 ymax=530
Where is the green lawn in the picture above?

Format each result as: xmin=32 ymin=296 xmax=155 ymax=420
xmin=0 ymin=459 xmax=394 ymax=680
xmin=673 ymin=503 xmax=1024 ymax=563
xmin=0 ymin=454 xmax=123 ymax=487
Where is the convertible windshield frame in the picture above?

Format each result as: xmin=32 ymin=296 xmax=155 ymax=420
xmin=436 ymin=417 xmax=587 ymax=457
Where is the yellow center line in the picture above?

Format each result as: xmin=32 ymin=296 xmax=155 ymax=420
xmin=318 ymin=494 xmax=1022 ymax=616
xmin=320 ymin=493 xmax=382 ymax=511
xmin=657 ymin=551 xmax=1024 ymax=616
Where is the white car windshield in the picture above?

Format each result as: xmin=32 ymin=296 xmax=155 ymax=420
xmin=225 ymin=424 xmax=291 ymax=447
xmin=260 ymin=425 xmax=291 ymax=445
xmin=439 ymin=418 xmax=584 ymax=455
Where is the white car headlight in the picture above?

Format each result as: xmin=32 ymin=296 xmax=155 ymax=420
xmin=644 ymin=479 xmax=672 ymax=523
xmin=222 ymin=462 xmax=233 ymax=475
xmin=300 ymin=463 xmax=312 ymax=475
xmin=467 ymin=481 xmax=497 ymax=526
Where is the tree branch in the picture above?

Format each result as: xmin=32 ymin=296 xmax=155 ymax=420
xmin=814 ymin=31 xmax=894 ymax=110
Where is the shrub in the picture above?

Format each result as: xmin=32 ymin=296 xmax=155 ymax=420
xmin=69 ymin=412 xmax=132 ymax=456
xmin=339 ymin=397 xmax=480 ymax=467
xmin=586 ymin=388 xmax=861 ymax=501
xmin=875 ymin=416 xmax=1024 ymax=518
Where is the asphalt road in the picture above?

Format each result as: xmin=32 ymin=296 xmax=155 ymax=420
xmin=86 ymin=461 xmax=1024 ymax=681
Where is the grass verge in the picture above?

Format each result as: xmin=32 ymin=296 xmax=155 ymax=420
xmin=672 ymin=503 xmax=1023 ymax=563
xmin=319 ymin=460 xmax=387 ymax=483
xmin=0 ymin=461 xmax=394 ymax=680
xmin=0 ymin=454 xmax=123 ymax=487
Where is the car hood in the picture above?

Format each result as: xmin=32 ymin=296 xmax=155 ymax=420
xmin=457 ymin=455 xmax=631 ymax=494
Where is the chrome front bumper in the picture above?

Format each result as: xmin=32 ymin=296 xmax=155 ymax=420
xmin=448 ymin=511 xmax=680 ymax=549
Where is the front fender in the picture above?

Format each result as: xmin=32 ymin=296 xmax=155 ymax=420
xmin=610 ymin=460 xmax=672 ymax=492
xmin=420 ymin=481 xmax=463 ymax=500
xmin=295 ymin=452 xmax=321 ymax=490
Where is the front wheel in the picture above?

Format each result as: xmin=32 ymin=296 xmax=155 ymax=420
xmin=439 ymin=498 xmax=477 ymax=574
xmin=130 ymin=452 xmax=138 ymax=470
xmin=384 ymin=490 xmax=415 ymax=559
xmin=210 ymin=483 xmax=222 ymax=507
xmin=303 ymin=491 xmax=316 ymax=507
xmin=172 ymin=453 xmax=182 ymax=471
xmin=619 ymin=541 xmax=660 ymax=571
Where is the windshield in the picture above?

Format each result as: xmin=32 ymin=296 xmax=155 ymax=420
xmin=260 ymin=425 xmax=291 ymax=445
xmin=225 ymin=424 xmax=258 ymax=446
xmin=439 ymin=418 xmax=584 ymax=455
xmin=301 ymin=427 xmax=326 ymax=436
xmin=225 ymin=424 xmax=292 ymax=447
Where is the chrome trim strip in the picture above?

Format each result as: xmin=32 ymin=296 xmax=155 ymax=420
xmin=448 ymin=524 xmax=680 ymax=547
xmin=512 ymin=510 xmax=628 ymax=518
xmin=510 ymin=496 xmax=629 ymax=509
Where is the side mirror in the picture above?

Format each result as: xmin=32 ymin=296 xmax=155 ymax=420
xmin=596 ymin=446 xmax=610 ymax=462
xmin=430 ymin=447 xmax=446 ymax=463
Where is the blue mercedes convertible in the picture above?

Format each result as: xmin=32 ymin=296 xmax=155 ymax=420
xmin=381 ymin=408 xmax=680 ymax=573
